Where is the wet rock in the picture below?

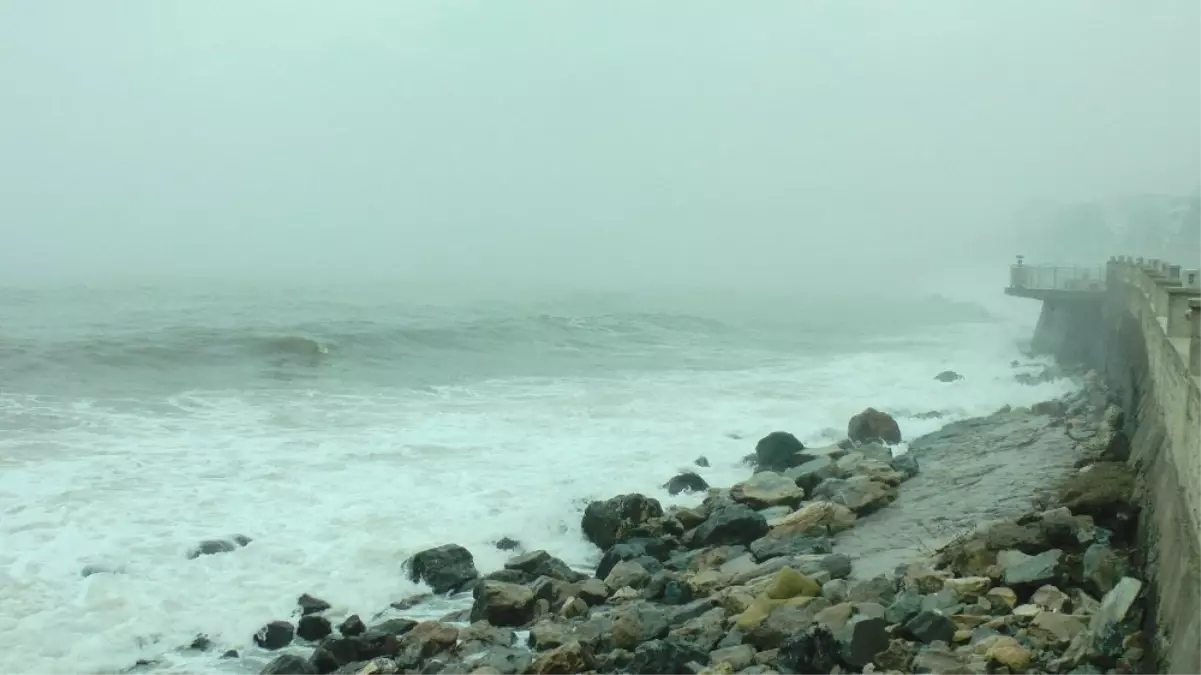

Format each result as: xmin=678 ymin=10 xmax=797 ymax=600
xmin=694 ymin=456 xmax=710 ymax=467
xmin=934 ymin=370 xmax=963 ymax=382
xmin=1082 ymin=542 xmax=1127 ymax=596
xmin=390 ymin=593 xmax=433 ymax=611
xmin=889 ymin=453 xmax=920 ymax=481
xmin=369 ymin=618 xmax=418 ymax=637
xmin=1002 ymin=548 xmax=1062 ymax=586
xmin=605 ymin=560 xmax=651 ymax=591
xmin=1058 ymin=462 xmax=1136 ymax=539
xmin=667 ymin=606 xmax=727 ymax=653
xmin=784 ymin=456 xmax=843 ymax=493
xmin=911 ymin=643 xmax=968 ymax=674
xmin=847 ymin=576 xmax=896 ymax=605
xmin=528 ymin=640 xmax=595 ymax=674
xmin=811 ymin=475 xmax=897 ymax=515
xmin=81 ymin=564 xmax=123 ymax=577
xmin=254 ymin=621 xmax=295 ymax=650
xmin=558 ymin=596 xmax=588 ymax=619
xmin=529 ymin=576 xmax=571 ymax=606
xmin=769 ymin=500 xmax=856 ymax=537
xmin=756 ymin=505 xmax=791 ymax=522
xmin=581 ymin=494 xmax=664 ymax=551
xmin=885 ymin=587 xmax=922 ymax=624
xmin=298 ymin=615 xmax=333 ymax=642
xmin=504 ymin=550 xmax=583 ymax=583
xmin=470 ymin=581 xmax=536 ymax=627
xmin=596 ymin=539 xmax=662 ymax=580
xmin=405 ymin=544 xmax=480 ymax=595
xmin=188 ymin=635 xmax=212 ymax=651
xmin=778 ymin=626 xmax=840 ymax=674
xmin=187 ymin=535 xmax=252 ymax=559
xmin=837 ymin=615 xmax=889 ymax=668
xmin=920 ymin=588 xmax=962 ymax=615
xmin=686 ymin=504 xmax=768 ymax=548
xmin=754 ymin=431 xmax=806 ymax=472
xmin=1040 ymin=506 xmax=1096 ymax=547
xmin=730 ymin=472 xmax=805 ymax=509
xmin=494 ymin=537 xmax=521 ymax=551
xmin=298 ymin=594 xmax=332 ymax=616
xmin=743 ymin=598 xmax=830 ymax=649
xmin=748 ymin=533 xmax=832 ymax=562
xmin=709 ymin=644 xmax=755 ymax=670
xmin=338 ymin=615 xmax=365 ymax=637
xmin=664 ymin=471 xmax=710 ymax=496
xmin=847 ymin=407 xmax=902 ymax=445
xmin=874 ymin=639 xmax=917 ymax=672
xmin=261 ymin=654 xmax=317 ymax=674
xmin=904 ymin=610 xmax=956 ymax=644
xmin=628 ymin=638 xmax=708 ymax=674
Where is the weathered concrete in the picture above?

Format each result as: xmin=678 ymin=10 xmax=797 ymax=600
xmin=1023 ymin=258 xmax=1200 ymax=673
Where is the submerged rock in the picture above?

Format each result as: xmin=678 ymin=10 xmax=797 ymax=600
xmin=404 ymin=544 xmax=480 ymax=594
xmin=581 ymin=494 xmax=664 ymax=551
xmin=754 ymin=431 xmax=806 ymax=472
xmin=847 ymin=408 xmax=902 ymax=445
xmin=187 ymin=535 xmax=252 ymax=559
xmin=934 ymin=370 xmax=963 ymax=382
xmin=663 ymin=472 xmax=709 ymax=496
xmin=298 ymin=593 xmax=332 ymax=615
xmin=254 ymin=621 xmax=295 ymax=651
xmin=297 ymin=615 xmax=333 ymax=642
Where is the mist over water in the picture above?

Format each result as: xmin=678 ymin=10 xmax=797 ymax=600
xmin=0 ymin=1 xmax=1198 ymax=673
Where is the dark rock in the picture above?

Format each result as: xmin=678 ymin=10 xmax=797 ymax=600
xmin=1040 ymin=507 xmax=1095 ymax=548
xmin=889 ymin=453 xmax=920 ymax=480
xmin=369 ymin=618 xmax=418 ymax=636
xmin=404 ymin=544 xmax=479 ymax=595
xmin=222 ymin=650 xmax=239 ymax=659
xmin=339 ymin=615 xmax=365 ymax=637
xmin=694 ymin=456 xmax=710 ymax=468
xmin=627 ymin=638 xmax=708 ymax=675
xmin=1002 ymin=548 xmax=1063 ymax=586
xmin=985 ymin=521 xmax=1048 ymax=552
xmin=685 ymin=503 xmax=768 ymax=548
xmin=298 ymin=615 xmax=333 ymax=642
xmin=745 ymin=599 xmax=831 ymax=650
xmin=298 ymin=593 xmax=332 ymax=616
xmin=1082 ymin=542 xmax=1128 ymax=596
xmin=609 ymin=602 xmax=671 ymax=650
xmin=391 ymin=622 xmax=459 ymax=670
xmin=749 ymin=533 xmax=832 ymax=562
xmin=778 ymin=627 xmax=840 ymax=674
xmin=847 ymin=576 xmax=897 ymax=605
xmin=885 ymin=588 xmax=922 ymax=625
xmin=187 ymin=535 xmax=252 ymax=559
xmin=597 ymin=537 xmax=673 ymax=578
xmin=873 ymin=639 xmax=917 ymax=672
xmin=604 ymin=560 xmax=651 ymax=590
xmin=261 ymin=654 xmax=317 ymax=675
xmin=80 ymin=564 xmax=122 ymax=577
xmin=254 ymin=621 xmax=295 ymax=650
xmin=333 ymin=659 xmax=399 ymax=675
xmin=581 ymin=494 xmax=664 ymax=551
xmin=528 ymin=640 xmax=595 ymax=674
xmin=495 ymin=537 xmax=522 ymax=551
xmin=664 ymin=471 xmax=710 ymax=496
xmin=595 ymin=648 xmax=633 ymax=673
xmin=188 ymin=635 xmax=212 ymax=651
xmin=1058 ymin=462 xmax=1137 ymax=541
xmin=483 ymin=569 xmax=528 ymax=585
xmin=667 ymin=607 xmax=726 ymax=653
xmin=903 ymin=610 xmax=956 ymax=644
xmin=754 ymin=431 xmax=806 ymax=472
xmin=847 ymin=408 xmax=902 ymax=445
xmin=811 ymin=475 xmax=897 ymax=515
xmin=1079 ymin=576 xmax=1144 ymax=664
xmin=784 ymin=456 xmax=843 ymax=493
xmin=310 ymin=637 xmax=360 ymax=674
xmin=575 ymin=577 xmax=609 ymax=606
xmin=470 ymin=581 xmax=535 ymax=627
xmin=919 ymin=588 xmax=961 ymax=615
xmin=911 ymin=643 xmax=967 ymax=673
xmin=504 ymin=550 xmax=584 ymax=583
xmin=389 ymin=593 xmax=432 ymax=611
xmin=934 ymin=370 xmax=963 ymax=382
xmin=837 ymin=615 xmax=890 ymax=668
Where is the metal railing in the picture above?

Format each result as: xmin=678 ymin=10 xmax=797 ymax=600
xmin=1009 ymin=264 xmax=1107 ymax=292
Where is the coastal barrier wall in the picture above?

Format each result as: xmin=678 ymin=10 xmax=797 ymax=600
xmin=1026 ymin=257 xmax=1200 ymax=673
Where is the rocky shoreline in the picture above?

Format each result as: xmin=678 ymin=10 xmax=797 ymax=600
xmin=178 ymin=368 xmax=1144 ymax=675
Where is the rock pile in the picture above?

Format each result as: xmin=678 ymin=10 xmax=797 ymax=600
xmin=249 ymin=375 xmax=1149 ymax=675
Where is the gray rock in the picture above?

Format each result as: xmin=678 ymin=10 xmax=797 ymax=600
xmin=784 ymin=456 xmax=843 ymax=493
xmin=694 ymin=456 xmax=710 ymax=468
xmin=605 ymin=560 xmax=651 ymax=591
xmin=836 ymin=615 xmax=889 ymax=668
xmin=504 ymin=550 xmax=584 ymax=583
xmin=934 ymin=370 xmax=963 ymax=382
xmin=254 ymin=621 xmax=294 ymax=650
xmin=1086 ymin=576 xmax=1143 ymax=661
xmin=920 ymin=588 xmax=962 ymax=615
xmin=847 ymin=576 xmax=897 ymax=605
xmin=1002 ymin=548 xmax=1062 ymax=586
xmin=1082 ymin=543 xmax=1127 ymax=596
xmin=847 ymin=408 xmax=902 ymax=445
xmin=581 ymin=493 xmax=664 ymax=551
xmin=628 ymin=638 xmax=709 ymax=674
xmin=730 ymin=472 xmax=805 ymax=509
xmin=709 ymin=644 xmax=755 ymax=670
xmin=664 ymin=471 xmax=710 ymax=496
xmin=469 ymin=581 xmax=536 ymax=627
xmin=745 ymin=599 xmax=831 ymax=650
xmin=667 ymin=607 xmax=727 ymax=652
xmin=889 ymin=453 xmax=920 ymax=480
xmin=885 ymin=588 xmax=922 ymax=624
xmin=911 ymin=643 xmax=968 ymax=674
xmin=667 ymin=597 xmax=719 ymax=627
xmin=609 ymin=602 xmax=671 ymax=650
xmin=686 ymin=504 xmax=768 ymax=548
xmin=748 ymin=533 xmax=832 ymax=562
xmin=261 ymin=654 xmax=317 ymax=674
xmin=778 ymin=627 xmax=840 ymax=674
xmin=821 ymin=579 xmax=849 ymax=604
xmin=577 ymin=578 xmax=609 ymax=606
xmin=756 ymin=506 xmax=792 ymax=522
xmin=754 ymin=431 xmax=806 ymax=472
xmin=811 ymin=475 xmax=897 ymax=515
xmin=405 ymin=544 xmax=479 ymax=594
xmin=904 ymin=610 xmax=956 ymax=644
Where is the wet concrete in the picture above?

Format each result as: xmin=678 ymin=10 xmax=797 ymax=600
xmin=834 ymin=404 xmax=1093 ymax=580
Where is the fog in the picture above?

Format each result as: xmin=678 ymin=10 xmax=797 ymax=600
xmin=1 ymin=1 xmax=1198 ymax=296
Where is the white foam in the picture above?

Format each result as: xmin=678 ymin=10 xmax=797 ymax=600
xmin=0 ymin=320 xmax=1076 ymax=673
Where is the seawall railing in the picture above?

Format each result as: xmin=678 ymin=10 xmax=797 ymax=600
xmin=1008 ymin=263 xmax=1107 ymax=292
xmin=1107 ymin=256 xmax=1201 ymax=377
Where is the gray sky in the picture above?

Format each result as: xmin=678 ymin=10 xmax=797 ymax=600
xmin=1 ymin=1 xmax=1198 ymax=293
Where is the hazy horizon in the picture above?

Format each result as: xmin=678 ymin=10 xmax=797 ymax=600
xmin=1 ymin=1 xmax=1198 ymax=295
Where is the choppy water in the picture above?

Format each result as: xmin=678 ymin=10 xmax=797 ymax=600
xmin=0 ymin=282 xmax=1074 ymax=673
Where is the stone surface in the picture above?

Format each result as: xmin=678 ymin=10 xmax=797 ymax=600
xmin=784 ymin=456 xmax=843 ymax=493
xmin=811 ymin=476 xmax=897 ymax=515
xmin=405 ymin=544 xmax=480 ymax=594
xmin=298 ymin=615 xmax=333 ymax=642
xmin=1002 ymin=548 xmax=1062 ymax=586
xmin=528 ymin=640 xmax=595 ymax=675
xmin=778 ymin=627 xmax=841 ymax=674
xmin=730 ymin=472 xmax=805 ymax=510
xmin=664 ymin=472 xmax=709 ymax=496
xmin=187 ymin=535 xmax=252 ymax=559
xmin=1031 ymin=584 xmax=1070 ymax=612
xmin=298 ymin=594 xmax=332 ymax=615
xmin=889 ymin=453 xmax=920 ymax=481
xmin=943 ymin=577 xmax=991 ymax=601
xmin=1082 ymin=542 xmax=1127 ymax=596
xmin=581 ymin=494 xmax=664 ymax=551
xmin=504 ymin=550 xmax=583 ymax=583
xmin=754 ymin=431 xmax=806 ymax=472
xmin=904 ymin=610 xmax=957 ymax=644
xmin=836 ymin=615 xmax=889 ymax=668
xmin=749 ymin=533 xmax=832 ymax=562
xmin=847 ymin=407 xmax=902 ymax=445
xmin=605 ymin=560 xmax=651 ymax=591
xmin=469 ymin=581 xmax=536 ymax=627
xmin=934 ymin=370 xmax=963 ymax=382
xmin=254 ymin=621 xmax=295 ymax=651
xmin=261 ymin=654 xmax=317 ymax=674
xmin=911 ymin=644 xmax=968 ymax=674
xmin=1030 ymin=610 xmax=1087 ymax=643
xmin=984 ymin=636 xmax=1032 ymax=670
xmin=767 ymin=501 xmax=856 ymax=537
xmin=686 ymin=504 xmax=768 ymax=548
xmin=708 ymin=645 xmax=754 ymax=670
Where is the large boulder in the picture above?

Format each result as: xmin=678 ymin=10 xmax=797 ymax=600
xmin=754 ymin=431 xmax=806 ymax=472
xmin=663 ymin=472 xmax=709 ymax=496
xmin=581 ymin=494 xmax=664 ymax=551
xmin=811 ymin=476 xmax=897 ymax=515
xmin=504 ymin=550 xmax=585 ymax=583
xmin=684 ymin=503 xmax=768 ymax=548
xmin=254 ymin=621 xmax=295 ymax=650
xmin=469 ymin=581 xmax=536 ymax=627
xmin=1058 ymin=463 xmax=1137 ymax=540
xmin=847 ymin=408 xmax=902 ymax=445
xmin=730 ymin=472 xmax=805 ymax=509
xmin=404 ymin=544 xmax=479 ymax=594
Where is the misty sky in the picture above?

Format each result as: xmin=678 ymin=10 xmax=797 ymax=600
xmin=1 ymin=1 xmax=1198 ymax=292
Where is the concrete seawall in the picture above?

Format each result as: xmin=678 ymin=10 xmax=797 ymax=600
xmin=1028 ymin=259 xmax=1200 ymax=673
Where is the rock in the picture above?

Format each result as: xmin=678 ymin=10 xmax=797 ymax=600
xmin=1082 ymin=543 xmax=1127 ymax=596
xmin=821 ymin=579 xmax=849 ymax=604
xmin=708 ymin=644 xmax=754 ymax=670
xmin=904 ymin=611 xmax=956 ymax=644
xmin=298 ymin=594 xmax=332 ymax=615
xmin=605 ymin=560 xmax=651 ymax=591
xmin=664 ymin=472 xmax=709 ymax=496
xmin=1032 ymin=399 xmax=1067 ymax=417
xmin=628 ymin=638 xmax=709 ymax=674
xmin=686 ymin=504 xmax=768 ymax=548
xmin=756 ymin=506 xmax=791 ymax=522
xmin=742 ymin=597 xmax=829 ymax=649
xmin=504 ymin=550 xmax=583 ymax=583
xmin=469 ymin=581 xmax=536 ymax=627
xmin=1002 ymin=548 xmax=1062 ymax=586
xmin=778 ymin=627 xmax=841 ymax=674
xmin=581 ymin=494 xmax=664 ymax=551
xmin=911 ymin=643 xmax=968 ymax=674
xmin=405 ymin=544 xmax=480 ymax=595
xmin=694 ymin=456 xmax=710 ymax=467
xmin=874 ymin=639 xmax=917 ymax=672
xmin=596 ymin=539 xmax=661 ymax=579
xmin=730 ymin=472 xmax=805 ymax=509
xmin=837 ymin=615 xmax=890 ymax=668
xmin=1070 ymin=588 xmax=1101 ymax=616
xmin=847 ymin=408 xmax=902 ymax=445
xmin=339 ymin=615 xmax=366 ymax=637
xmin=559 ymin=596 xmax=588 ymax=619
xmin=298 ymin=615 xmax=333 ymax=642
xmin=1030 ymin=610 xmax=1087 ymax=643
xmin=1031 ymin=585 xmax=1070 ymax=612
xmin=1058 ymin=463 xmax=1136 ymax=539
xmin=254 ymin=621 xmax=295 ymax=650
xmin=667 ymin=606 xmax=727 ymax=653
xmin=754 ymin=431 xmax=806 ymax=472
xmin=983 ymin=521 xmax=1048 ymax=552
xmin=985 ymin=587 xmax=1017 ymax=612
xmin=847 ymin=576 xmax=896 ymax=605
xmin=610 ymin=602 xmax=671 ymax=650
xmin=748 ymin=533 xmax=831 ymax=562
xmin=768 ymin=500 xmax=856 ymax=537
xmin=494 ymin=537 xmax=521 ymax=551
xmin=764 ymin=567 xmax=821 ymax=599
xmin=811 ymin=476 xmax=897 ymax=515
xmin=528 ymin=640 xmax=595 ymax=674
xmin=934 ymin=370 xmax=963 ymax=382
xmin=187 ymin=535 xmax=252 ymax=559
xmin=576 ymin=578 xmax=609 ymax=605
xmin=1082 ymin=576 xmax=1143 ymax=662
xmin=784 ymin=456 xmax=843 ymax=494
xmin=885 ymin=588 xmax=922 ymax=625
xmin=889 ymin=453 xmax=920 ymax=480
xmin=943 ymin=577 xmax=991 ymax=601
xmin=984 ymin=635 xmax=1032 ymax=670
xmin=261 ymin=654 xmax=317 ymax=674
xmin=920 ymin=588 xmax=962 ymax=615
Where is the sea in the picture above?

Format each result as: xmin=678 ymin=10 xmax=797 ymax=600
xmin=0 ymin=280 xmax=1077 ymax=674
